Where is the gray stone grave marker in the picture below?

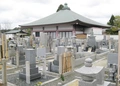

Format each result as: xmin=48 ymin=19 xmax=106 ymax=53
xmin=19 ymin=49 xmax=41 ymax=81
xmin=37 ymin=47 xmax=46 ymax=78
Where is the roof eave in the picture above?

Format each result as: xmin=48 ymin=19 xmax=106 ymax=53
xmin=20 ymin=20 xmax=110 ymax=29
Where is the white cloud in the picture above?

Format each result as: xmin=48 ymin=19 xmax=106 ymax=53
xmin=0 ymin=0 xmax=120 ymax=28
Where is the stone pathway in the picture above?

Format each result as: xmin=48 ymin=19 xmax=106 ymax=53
xmin=93 ymin=56 xmax=107 ymax=67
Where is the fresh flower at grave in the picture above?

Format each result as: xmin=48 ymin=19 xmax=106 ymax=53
xmin=34 ymin=82 xmax=42 ymax=86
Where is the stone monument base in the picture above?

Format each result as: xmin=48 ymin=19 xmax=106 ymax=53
xmin=80 ymin=79 xmax=97 ymax=86
xmin=19 ymin=67 xmax=41 ymax=80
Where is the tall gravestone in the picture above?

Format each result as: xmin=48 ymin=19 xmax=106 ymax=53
xmin=71 ymin=35 xmax=76 ymax=47
xmin=48 ymin=46 xmax=65 ymax=73
xmin=87 ymin=29 xmax=96 ymax=52
xmin=19 ymin=49 xmax=41 ymax=80
xmin=36 ymin=47 xmax=46 ymax=77
xmin=114 ymin=42 xmax=118 ymax=53
xmin=56 ymin=36 xmax=60 ymax=46
xmin=17 ymin=45 xmax=25 ymax=65
xmin=107 ymin=48 xmax=118 ymax=81
xmin=40 ymin=32 xmax=47 ymax=47
xmin=35 ymin=38 xmax=40 ymax=48
xmin=26 ymin=37 xmax=32 ymax=48
xmin=11 ymin=45 xmax=25 ymax=65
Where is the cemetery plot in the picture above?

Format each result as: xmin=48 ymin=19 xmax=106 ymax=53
xmin=0 ymin=73 xmax=55 ymax=86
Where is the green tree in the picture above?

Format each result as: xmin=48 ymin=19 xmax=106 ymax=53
xmin=56 ymin=4 xmax=64 ymax=12
xmin=107 ymin=15 xmax=115 ymax=25
xmin=25 ymin=28 xmax=31 ymax=36
xmin=106 ymin=15 xmax=120 ymax=35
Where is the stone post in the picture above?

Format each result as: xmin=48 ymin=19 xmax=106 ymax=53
xmin=26 ymin=61 xmax=30 ymax=84
xmin=118 ymin=30 xmax=120 ymax=86
xmin=2 ymin=58 xmax=7 ymax=86
xmin=59 ymin=55 xmax=62 ymax=74
xmin=42 ymin=58 xmax=46 ymax=78
xmin=52 ymin=40 xmax=56 ymax=55
xmin=2 ymin=34 xmax=5 ymax=58
xmin=108 ymin=35 xmax=111 ymax=51
xmin=16 ymin=50 xmax=19 ymax=67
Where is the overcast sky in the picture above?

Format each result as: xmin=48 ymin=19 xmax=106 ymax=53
xmin=0 ymin=0 xmax=120 ymax=29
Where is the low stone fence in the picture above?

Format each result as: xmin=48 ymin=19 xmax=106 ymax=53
xmin=41 ymin=72 xmax=75 ymax=86
xmin=74 ymin=51 xmax=110 ymax=67
xmin=96 ymin=51 xmax=110 ymax=60
xmin=63 ymin=79 xmax=79 ymax=86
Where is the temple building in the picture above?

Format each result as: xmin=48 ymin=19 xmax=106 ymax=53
xmin=20 ymin=3 xmax=110 ymax=38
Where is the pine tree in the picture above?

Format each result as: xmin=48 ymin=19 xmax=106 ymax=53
xmin=107 ymin=15 xmax=115 ymax=25
xmin=56 ymin=4 xmax=64 ymax=12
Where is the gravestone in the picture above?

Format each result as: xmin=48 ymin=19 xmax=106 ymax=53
xmin=57 ymin=46 xmax=65 ymax=56
xmin=19 ymin=49 xmax=41 ymax=80
xmin=107 ymin=53 xmax=118 ymax=81
xmin=114 ymin=42 xmax=118 ymax=53
xmin=71 ymin=36 xmax=76 ymax=47
xmin=36 ymin=47 xmax=46 ymax=78
xmin=65 ymin=38 xmax=68 ymax=46
xmin=96 ymin=42 xmax=100 ymax=49
xmin=9 ymin=46 xmax=16 ymax=62
xmin=35 ymin=38 xmax=40 ymax=48
xmin=40 ymin=32 xmax=47 ymax=47
xmin=108 ymin=53 xmax=118 ymax=65
xmin=52 ymin=40 xmax=56 ymax=55
xmin=87 ymin=29 xmax=96 ymax=52
xmin=48 ymin=46 xmax=65 ymax=73
xmin=61 ymin=37 xmax=65 ymax=46
xmin=11 ymin=45 xmax=25 ymax=65
xmin=26 ymin=37 xmax=32 ymax=48
xmin=17 ymin=45 xmax=25 ymax=65
xmin=56 ymin=37 xmax=60 ymax=46
xmin=87 ymin=36 xmax=96 ymax=48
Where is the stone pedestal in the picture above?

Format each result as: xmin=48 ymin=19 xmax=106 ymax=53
xmin=2 ymin=58 xmax=7 ymax=86
xmin=19 ymin=49 xmax=41 ymax=80
xmin=80 ymin=79 xmax=97 ymax=86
